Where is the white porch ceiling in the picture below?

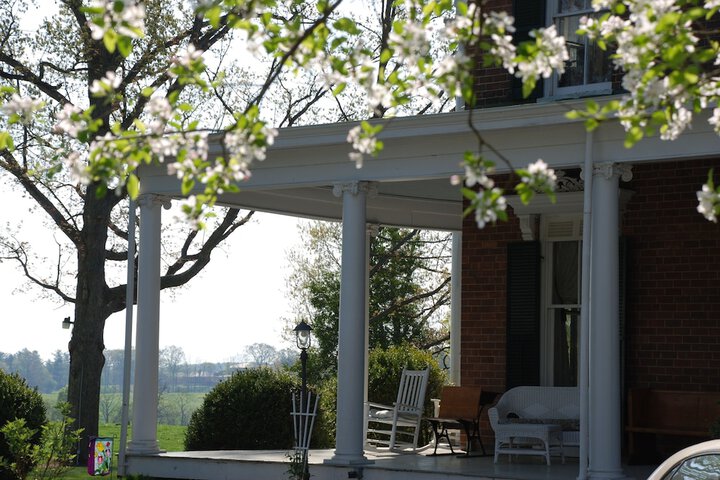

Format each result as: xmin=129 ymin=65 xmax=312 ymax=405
xmin=137 ymin=97 xmax=720 ymax=230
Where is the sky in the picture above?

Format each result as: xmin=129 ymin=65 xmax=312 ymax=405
xmin=0 ymin=184 xmax=308 ymax=363
xmin=0 ymin=0 xmax=316 ymax=363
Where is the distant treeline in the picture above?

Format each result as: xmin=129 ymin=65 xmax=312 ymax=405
xmin=1 ymin=343 xmax=298 ymax=394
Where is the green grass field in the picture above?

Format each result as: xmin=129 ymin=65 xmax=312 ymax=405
xmin=42 ymin=424 xmax=187 ymax=480
xmin=97 ymin=423 xmax=187 ymax=452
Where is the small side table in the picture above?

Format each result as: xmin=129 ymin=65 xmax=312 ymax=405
xmin=493 ymin=423 xmax=564 ymax=465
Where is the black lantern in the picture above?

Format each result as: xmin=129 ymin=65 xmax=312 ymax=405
xmin=293 ymin=320 xmax=313 ymax=409
xmin=294 ymin=319 xmax=312 ymax=350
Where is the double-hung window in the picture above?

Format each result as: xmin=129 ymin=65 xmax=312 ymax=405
xmin=541 ymin=216 xmax=583 ymax=387
xmin=548 ymin=0 xmax=612 ymax=97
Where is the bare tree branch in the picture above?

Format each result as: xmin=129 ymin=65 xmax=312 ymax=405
xmin=0 ymin=52 xmax=70 ymax=105
xmin=369 ymin=275 xmax=451 ymax=325
xmin=0 ymin=239 xmax=75 ymax=303
xmin=0 ymin=150 xmax=81 ymax=246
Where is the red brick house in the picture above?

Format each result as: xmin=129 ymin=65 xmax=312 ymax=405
xmin=124 ymin=2 xmax=720 ymax=478
xmin=460 ymin=0 xmax=720 ymax=476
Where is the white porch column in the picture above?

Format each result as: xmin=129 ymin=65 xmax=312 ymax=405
xmin=449 ymin=232 xmax=462 ymax=385
xmin=327 ymin=182 xmax=372 ymax=465
xmin=588 ymin=163 xmax=632 ymax=480
xmin=127 ymin=194 xmax=169 ymax=455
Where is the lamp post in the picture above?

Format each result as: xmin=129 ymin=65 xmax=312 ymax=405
xmin=294 ymin=319 xmax=313 ymax=405
xmin=62 ymin=317 xmax=74 ymax=329
xmin=293 ymin=320 xmax=313 ymax=480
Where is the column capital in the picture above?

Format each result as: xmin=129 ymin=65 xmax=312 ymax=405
xmin=137 ymin=194 xmax=172 ymax=209
xmin=593 ymin=163 xmax=633 ymax=183
xmin=332 ymin=181 xmax=377 ymax=198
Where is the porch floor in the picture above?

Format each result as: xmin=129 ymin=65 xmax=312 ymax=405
xmin=125 ymin=445 xmax=658 ymax=480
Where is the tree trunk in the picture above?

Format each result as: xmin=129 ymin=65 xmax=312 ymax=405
xmin=67 ymin=188 xmax=115 ymax=465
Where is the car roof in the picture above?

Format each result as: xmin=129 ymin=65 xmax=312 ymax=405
xmin=648 ymin=440 xmax=720 ymax=480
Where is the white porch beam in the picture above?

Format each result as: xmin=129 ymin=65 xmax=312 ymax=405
xmin=127 ymin=194 xmax=169 ymax=455
xmin=327 ymin=182 xmax=373 ymax=466
xmin=588 ymin=163 xmax=632 ymax=480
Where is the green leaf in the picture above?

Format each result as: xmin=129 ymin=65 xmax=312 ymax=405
xmin=332 ymin=82 xmax=346 ymax=96
xmin=566 ymin=110 xmax=582 ymax=120
xmin=103 ymin=30 xmax=117 ymax=54
xmin=333 ymin=17 xmax=360 ymax=34
xmin=584 ymin=118 xmax=599 ymax=131
xmin=181 ymin=176 xmax=195 ymax=196
xmin=126 ymin=173 xmax=139 ymax=199
xmin=117 ymin=36 xmax=133 ymax=58
xmin=206 ymin=6 xmax=221 ymax=28
xmin=0 ymin=131 xmax=14 ymax=151
xmin=522 ymin=77 xmax=536 ymax=98
xmin=624 ymin=126 xmax=644 ymax=148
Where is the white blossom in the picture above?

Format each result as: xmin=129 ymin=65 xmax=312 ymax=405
xmin=464 ymin=165 xmax=494 ymax=190
xmin=145 ymin=97 xmax=174 ymax=134
xmin=53 ymin=103 xmax=84 ymax=138
xmin=346 ymin=125 xmax=379 ymax=168
xmin=62 ymin=151 xmax=91 ymax=185
xmin=87 ymin=0 xmax=145 ymax=41
xmin=1 ymin=94 xmax=43 ymax=124
xmin=170 ymin=44 xmax=204 ymax=76
xmin=515 ymin=26 xmax=568 ymax=84
xmin=709 ymin=108 xmax=720 ymax=134
xmin=148 ymin=136 xmax=179 ymax=159
xmin=697 ymin=183 xmax=720 ymax=222
xmin=90 ymin=71 xmax=121 ymax=96
xmin=660 ymin=106 xmax=693 ymax=141
xmin=474 ymin=188 xmax=507 ymax=229
xmin=490 ymin=33 xmax=517 ymax=73
xmin=523 ymin=159 xmax=557 ymax=191
xmin=184 ymin=131 xmax=209 ymax=162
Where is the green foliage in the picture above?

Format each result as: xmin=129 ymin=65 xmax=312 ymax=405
xmin=0 ymin=403 xmax=80 ymax=480
xmin=289 ymin=223 xmax=451 ymax=382
xmin=0 ymin=370 xmax=46 ymax=480
xmin=0 ymin=419 xmax=35 ymax=480
xmin=310 ymin=377 xmax=337 ymax=449
xmin=184 ymin=368 xmax=297 ymax=450
xmin=29 ymin=403 xmax=82 ymax=480
xmin=367 ymin=346 xmax=444 ymax=410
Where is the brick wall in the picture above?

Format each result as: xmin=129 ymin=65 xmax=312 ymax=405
xmin=460 ymin=158 xmax=720 ymax=394
xmin=623 ymin=159 xmax=720 ymax=392
xmin=470 ymin=0 xmax=514 ymax=108
xmin=460 ymin=203 xmax=522 ymax=392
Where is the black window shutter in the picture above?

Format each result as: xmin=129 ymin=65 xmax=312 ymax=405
xmin=511 ymin=0 xmax=546 ymax=101
xmin=506 ymin=241 xmax=541 ymax=388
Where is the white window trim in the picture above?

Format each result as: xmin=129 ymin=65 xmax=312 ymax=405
xmin=543 ymin=0 xmax=613 ymax=99
xmin=539 ymin=214 xmax=583 ymax=386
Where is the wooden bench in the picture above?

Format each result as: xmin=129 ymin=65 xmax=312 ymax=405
xmin=425 ymin=386 xmax=499 ymax=456
xmin=626 ymin=388 xmax=720 ymax=458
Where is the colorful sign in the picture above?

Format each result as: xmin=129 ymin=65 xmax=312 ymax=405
xmin=88 ymin=437 xmax=113 ymax=476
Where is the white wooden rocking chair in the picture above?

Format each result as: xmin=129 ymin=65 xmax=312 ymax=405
xmin=366 ymin=368 xmax=430 ymax=450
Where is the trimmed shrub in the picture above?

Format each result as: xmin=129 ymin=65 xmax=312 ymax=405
xmin=367 ymin=345 xmax=445 ymax=410
xmin=0 ymin=370 xmax=47 ymax=480
xmin=311 ymin=377 xmax=336 ymax=448
xmin=184 ymin=368 xmax=297 ymax=450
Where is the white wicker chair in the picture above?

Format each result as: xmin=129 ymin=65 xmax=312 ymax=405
xmin=366 ymin=368 xmax=429 ymax=450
